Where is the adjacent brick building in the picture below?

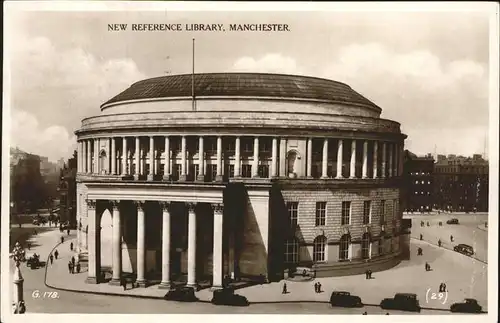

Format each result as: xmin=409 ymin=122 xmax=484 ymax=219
xmin=75 ymin=73 xmax=407 ymax=288
xmin=434 ymin=154 xmax=489 ymax=212
xmin=402 ymin=151 xmax=434 ymax=213
xmin=58 ymin=150 xmax=77 ymax=226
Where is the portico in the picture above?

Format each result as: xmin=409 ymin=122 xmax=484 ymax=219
xmin=83 ymin=183 xmax=226 ymax=289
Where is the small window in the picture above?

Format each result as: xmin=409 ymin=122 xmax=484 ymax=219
xmin=258 ymin=165 xmax=269 ymax=178
xmin=287 ymin=202 xmax=299 ymax=227
xmin=284 ymin=238 xmax=299 ymax=264
xmin=242 ymin=164 xmax=252 ymax=178
xmin=341 ymin=201 xmax=351 ymax=225
xmin=363 ymin=201 xmax=371 ymax=224
xmin=313 ymin=236 xmax=326 ymax=262
xmin=315 ymin=202 xmax=326 ymax=226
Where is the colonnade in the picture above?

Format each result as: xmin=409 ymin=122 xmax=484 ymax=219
xmin=77 ymin=136 xmax=404 ymax=180
xmin=85 ymin=199 xmax=224 ymax=289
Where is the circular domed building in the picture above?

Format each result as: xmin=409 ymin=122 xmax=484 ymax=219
xmin=75 ymin=73 xmax=408 ymax=288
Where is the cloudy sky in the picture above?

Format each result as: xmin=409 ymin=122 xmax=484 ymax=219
xmin=5 ymin=4 xmax=494 ymax=162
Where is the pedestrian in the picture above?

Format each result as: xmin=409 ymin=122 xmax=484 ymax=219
xmin=54 ymin=249 xmax=59 ymax=259
xmin=368 ymin=269 xmax=373 ymax=279
xmin=365 ymin=270 xmax=369 ymax=279
xmin=439 ymin=283 xmax=444 ymax=292
xmin=76 ymin=262 xmax=81 ymax=273
xmin=313 ymin=282 xmax=318 ymax=293
xmin=61 ymin=236 xmax=64 ymax=244
xmin=438 ymin=239 xmax=442 ymax=247
xmin=67 ymin=229 xmax=70 ymax=236
xmin=450 ymin=235 xmax=454 ymax=242
xmin=420 ymin=233 xmax=423 ymax=241
xmin=68 ymin=261 xmax=72 ymax=274
xmin=49 ymin=254 xmax=54 ymax=264
xmin=71 ymin=256 xmax=75 ymax=266
xmin=427 ymin=221 xmax=430 ymax=227
xmin=302 ymin=269 xmax=307 ymax=277
xmin=442 ymin=283 xmax=447 ymax=292
xmin=70 ymin=242 xmax=74 ymax=251
xmin=282 ymin=282 xmax=287 ymax=294
xmin=317 ymin=282 xmax=322 ymax=293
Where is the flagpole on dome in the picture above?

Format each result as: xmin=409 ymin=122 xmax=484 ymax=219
xmin=192 ymin=38 xmax=196 ymax=111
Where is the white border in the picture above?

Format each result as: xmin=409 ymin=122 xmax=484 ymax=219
xmin=2 ymin=2 xmax=499 ymax=323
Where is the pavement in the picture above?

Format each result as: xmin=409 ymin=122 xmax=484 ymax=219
xmin=5 ymin=214 xmax=488 ymax=315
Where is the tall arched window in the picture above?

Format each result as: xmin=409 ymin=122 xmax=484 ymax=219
xmin=284 ymin=238 xmax=299 ymax=264
xmin=339 ymin=234 xmax=351 ymax=260
xmin=362 ymin=233 xmax=370 ymax=259
xmin=313 ymin=235 xmax=326 ymax=262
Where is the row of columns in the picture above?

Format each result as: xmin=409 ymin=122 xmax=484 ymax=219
xmin=86 ymin=199 xmax=224 ymax=289
xmin=77 ymin=136 xmax=402 ymax=179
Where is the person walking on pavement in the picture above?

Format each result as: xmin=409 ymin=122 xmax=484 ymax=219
xmin=121 ymin=277 xmax=127 ymax=291
xmin=71 ymin=256 xmax=75 ymax=267
xmin=54 ymin=249 xmax=59 ymax=260
xmin=438 ymin=239 xmax=442 ymax=247
xmin=314 ymin=282 xmax=318 ymax=293
xmin=49 ymin=254 xmax=54 ymax=265
xmin=317 ymin=282 xmax=322 ymax=293
xmin=61 ymin=236 xmax=65 ymax=244
xmin=450 ymin=235 xmax=454 ymax=242
xmin=67 ymin=229 xmax=70 ymax=236
xmin=368 ymin=269 xmax=373 ymax=279
xmin=68 ymin=261 xmax=73 ymax=274
xmin=282 ymin=282 xmax=288 ymax=294
xmin=70 ymin=242 xmax=74 ymax=251
xmin=76 ymin=262 xmax=81 ymax=273
xmin=420 ymin=233 xmax=423 ymax=240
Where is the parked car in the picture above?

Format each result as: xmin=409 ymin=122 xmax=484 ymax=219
xmin=380 ymin=293 xmax=421 ymax=312
xmin=211 ymin=288 xmax=249 ymax=306
xmin=450 ymin=298 xmax=482 ymax=313
xmin=446 ymin=218 xmax=459 ymax=225
xmin=454 ymin=244 xmax=474 ymax=256
xmin=329 ymin=291 xmax=363 ymax=308
xmin=164 ymin=287 xmax=198 ymax=302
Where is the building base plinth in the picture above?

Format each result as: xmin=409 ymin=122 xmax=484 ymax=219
xmin=196 ymin=175 xmax=205 ymax=182
xmin=186 ymin=283 xmax=198 ymax=290
xmin=162 ymin=175 xmax=171 ymax=181
xmin=109 ymin=278 xmax=121 ymax=286
xmin=210 ymin=285 xmax=223 ymax=291
xmin=158 ymin=282 xmax=171 ymax=290
xmin=147 ymin=175 xmax=154 ymax=181
xmin=179 ymin=175 xmax=187 ymax=182
xmin=135 ymin=280 xmax=147 ymax=288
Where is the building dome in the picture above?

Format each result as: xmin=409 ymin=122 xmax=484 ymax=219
xmin=102 ymin=73 xmax=381 ymax=113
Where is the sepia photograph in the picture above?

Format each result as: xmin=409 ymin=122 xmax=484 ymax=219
xmin=2 ymin=2 xmax=498 ymax=322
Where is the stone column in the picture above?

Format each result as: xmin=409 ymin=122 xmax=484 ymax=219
xmin=148 ymin=136 xmax=154 ymax=181
xmin=350 ymin=140 xmax=356 ymax=178
xmin=187 ymin=202 xmax=197 ymax=288
xmin=180 ymin=136 xmax=187 ymax=181
xmin=399 ymin=143 xmax=404 ymax=177
xmin=216 ymin=136 xmax=223 ymax=181
xmin=134 ymin=137 xmax=140 ymax=180
xmin=394 ymin=143 xmax=399 ymax=176
xmin=135 ymin=201 xmax=146 ymax=287
xmin=234 ymin=137 xmax=241 ymax=177
xmin=77 ymin=141 xmax=82 ymax=173
xmin=122 ymin=137 xmax=128 ymax=176
xmin=252 ymin=137 xmax=259 ymax=178
xmin=321 ymin=138 xmax=328 ymax=178
xmin=388 ymin=143 xmax=393 ymax=177
xmin=109 ymin=201 xmax=121 ymax=285
xmin=212 ymin=203 xmax=224 ymax=289
xmin=163 ymin=136 xmax=170 ymax=180
xmin=94 ymin=139 xmax=99 ymax=174
xmin=381 ymin=142 xmax=387 ymax=178
xmin=83 ymin=141 xmax=88 ymax=173
xmin=336 ymin=139 xmax=344 ymax=179
xmin=373 ymin=141 xmax=379 ymax=178
xmin=279 ymin=138 xmax=286 ymax=177
xmin=362 ymin=140 xmax=368 ymax=178
xmin=307 ymin=138 xmax=313 ymax=178
xmin=271 ymin=137 xmax=278 ymax=178
xmin=111 ymin=138 xmax=116 ymax=175
xmin=85 ymin=199 xmax=100 ymax=284
xmin=159 ymin=202 xmax=171 ymax=289
xmin=197 ymin=136 xmax=205 ymax=181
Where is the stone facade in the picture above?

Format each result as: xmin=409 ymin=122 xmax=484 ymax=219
xmin=75 ymin=73 xmax=407 ymax=288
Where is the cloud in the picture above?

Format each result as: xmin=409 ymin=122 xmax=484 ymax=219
xmin=232 ymin=53 xmax=303 ymax=75
xmin=231 ymin=44 xmax=489 ymax=156
xmin=10 ymin=36 xmax=146 ymax=160
xmin=10 ymin=110 xmax=77 ymax=162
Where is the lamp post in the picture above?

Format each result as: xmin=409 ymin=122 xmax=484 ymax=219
xmin=11 ymin=242 xmax=26 ymax=314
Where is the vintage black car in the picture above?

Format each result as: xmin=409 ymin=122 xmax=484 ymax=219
xmin=454 ymin=244 xmax=474 ymax=256
xmin=329 ymin=291 xmax=363 ymax=308
xmin=450 ymin=298 xmax=482 ymax=313
xmin=380 ymin=293 xmax=421 ymax=312
xmin=446 ymin=218 xmax=460 ymax=225
xmin=27 ymin=255 xmax=41 ymax=269
xmin=211 ymin=288 xmax=249 ymax=306
xmin=164 ymin=287 xmax=198 ymax=302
